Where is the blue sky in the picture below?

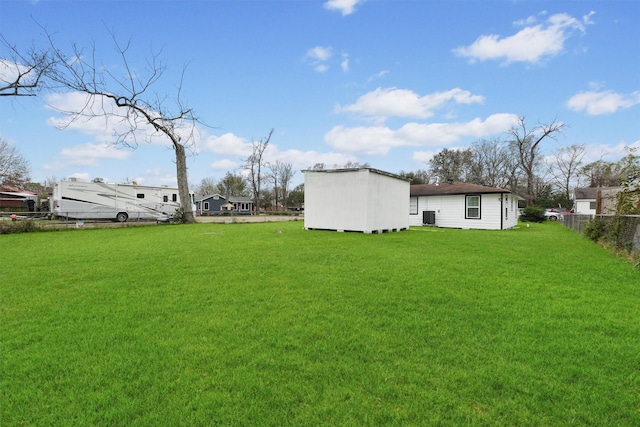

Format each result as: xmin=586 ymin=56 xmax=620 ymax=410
xmin=1 ymin=0 xmax=639 ymax=189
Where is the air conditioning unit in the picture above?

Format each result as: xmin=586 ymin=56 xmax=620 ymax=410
xmin=423 ymin=211 xmax=436 ymax=225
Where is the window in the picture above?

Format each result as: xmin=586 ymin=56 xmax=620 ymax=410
xmin=172 ymin=194 xmax=177 ymax=202
xmin=163 ymin=195 xmax=168 ymax=202
xmin=505 ymin=195 xmax=508 ymax=219
xmin=466 ymin=195 xmax=481 ymax=219
xmin=409 ymin=197 xmax=418 ymax=215
xmin=137 ymin=193 xmax=145 ymax=199
xmin=589 ymin=201 xmax=596 ymax=210
xmin=204 ymin=202 xmax=209 ymax=210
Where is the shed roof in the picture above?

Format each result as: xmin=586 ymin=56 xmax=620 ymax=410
xmin=302 ymin=167 xmax=410 ymax=182
xmin=410 ymin=182 xmax=510 ymax=197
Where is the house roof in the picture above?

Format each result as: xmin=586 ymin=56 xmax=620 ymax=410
xmin=0 ymin=185 xmax=37 ymax=195
xmin=410 ymin=182 xmax=510 ymax=197
xmin=197 ymin=193 xmax=253 ymax=203
xmin=574 ymin=187 xmax=621 ymax=200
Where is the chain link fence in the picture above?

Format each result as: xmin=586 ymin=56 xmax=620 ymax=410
xmin=562 ymin=214 xmax=640 ymax=254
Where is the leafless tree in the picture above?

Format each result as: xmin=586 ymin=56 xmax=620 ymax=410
xmin=268 ymin=160 xmax=295 ymax=211
xmin=0 ymin=35 xmax=56 ymax=97
xmin=194 ymin=177 xmax=218 ymax=198
xmin=549 ymin=144 xmax=585 ymax=201
xmin=0 ymin=137 xmax=31 ymax=187
xmin=35 ymin=31 xmax=201 ymax=222
xmin=471 ymin=138 xmax=517 ymax=189
xmin=244 ymin=129 xmax=273 ymax=214
xmin=508 ymin=117 xmax=565 ymax=206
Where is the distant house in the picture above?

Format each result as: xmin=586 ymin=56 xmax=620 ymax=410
xmin=0 ymin=186 xmax=38 ymax=211
xmin=196 ymin=194 xmax=253 ymax=215
xmin=573 ymin=187 xmax=622 ymax=215
xmin=409 ymin=182 xmax=517 ymax=230
xmin=303 ymin=168 xmax=410 ymax=233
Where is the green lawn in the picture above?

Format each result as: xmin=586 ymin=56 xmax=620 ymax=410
xmin=1 ymin=221 xmax=638 ymax=426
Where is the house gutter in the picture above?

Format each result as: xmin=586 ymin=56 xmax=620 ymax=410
xmin=500 ymin=193 xmax=504 ymax=230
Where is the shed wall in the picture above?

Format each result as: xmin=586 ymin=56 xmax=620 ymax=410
xmin=304 ymin=169 xmax=409 ymax=233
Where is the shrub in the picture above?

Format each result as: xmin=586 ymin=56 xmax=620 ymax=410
xmin=0 ymin=219 xmax=39 ymax=234
xmin=170 ymin=207 xmax=185 ymax=223
xmin=584 ymin=218 xmax=607 ymax=242
xmin=520 ymin=206 xmax=546 ymax=223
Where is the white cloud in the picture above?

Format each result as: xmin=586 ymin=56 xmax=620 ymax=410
xmin=0 ymin=59 xmax=35 ymax=89
xmin=325 ymin=113 xmax=519 ymax=156
xmin=198 ymin=132 xmax=252 ymax=157
xmin=323 ymin=0 xmax=365 ymax=16
xmin=59 ymin=143 xmax=131 ymax=166
xmin=367 ymin=70 xmax=389 ymax=83
xmin=582 ymin=140 xmax=640 ymax=164
xmin=566 ymin=89 xmax=640 ymax=115
xmin=199 ymin=131 xmax=357 ymax=173
xmin=453 ymin=12 xmax=592 ymax=65
xmin=411 ymin=150 xmax=438 ymax=164
xmin=305 ymin=46 xmax=333 ymax=72
xmin=210 ymin=159 xmax=241 ymax=171
xmin=341 ymin=53 xmax=350 ymax=72
xmin=45 ymin=92 xmax=193 ymax=146
xmin=336 ymin=87 xmax=485 ymax=121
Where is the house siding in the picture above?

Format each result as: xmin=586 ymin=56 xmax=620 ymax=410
xmin=574 ymin=199 xmax=596 ymax=215
xmin=197 ymin=194 xmax=252 ymax=215
xmin=409 ymin=193 xmax=517 ymax=230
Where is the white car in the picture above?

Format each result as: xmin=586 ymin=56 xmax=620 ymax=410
xmin=544 ymin=207 xmax=571 ymax=221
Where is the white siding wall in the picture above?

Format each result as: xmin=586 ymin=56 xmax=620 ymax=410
xmin=409 ymin=193 xmax=517 ymax=230
xmin=575 ymin=199 xmax=596 ymax=215
xmin=304 ymin=169 xmax=409 ymax=233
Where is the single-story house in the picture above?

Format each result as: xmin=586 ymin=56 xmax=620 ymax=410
xmin=409 ymin=182 xmax=518 ymax=230
xmin=0 ymin=186 xmax=38 ymax=211
xmin=196 ymin=194 xmax=253 ymax=215
xmin=573 ymin=187 xmax=622 ymax=215
xmin=303 ymin=167 xmax=410 ymax=233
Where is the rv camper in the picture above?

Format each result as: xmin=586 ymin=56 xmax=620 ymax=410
xmin=52 ymin=178 xmax=195 ymax=222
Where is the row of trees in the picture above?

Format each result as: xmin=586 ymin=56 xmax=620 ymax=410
xmin=398 ymin=117 xmax=638 ymax=209
xmin=193 ymin=170 xmax=304 ymax=212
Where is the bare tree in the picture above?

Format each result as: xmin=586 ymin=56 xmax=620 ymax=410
xmin=471 ymin=138 xmax=517 ymax=189
xmin=194 ymin=177 xmax=218 ymax=198
xmin=508 ymin=117 xmax=565 ymax=206
xmin=244 ymin=129 xmax=273 ymax=215
xmin=268 ymin=160 xmax=295 ymax=211
xmin=0 ymin=35 xmax=56 ymax=97
xmin=549 ymin=144 xmax=585 ymax=201
xmin=38 ymin=31 xmax=201 ymax=222
xmin=0 ymin=137 xmax=31 ymax=187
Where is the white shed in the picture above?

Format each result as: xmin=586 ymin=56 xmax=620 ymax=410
xmin=409 ymin=182 xmax=518 ymax=230
xmin=303 ymin=168 xmax=410 ymax=233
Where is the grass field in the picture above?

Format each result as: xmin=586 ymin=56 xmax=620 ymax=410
xmin=1 ymin=221 xmax=639 ymax=426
